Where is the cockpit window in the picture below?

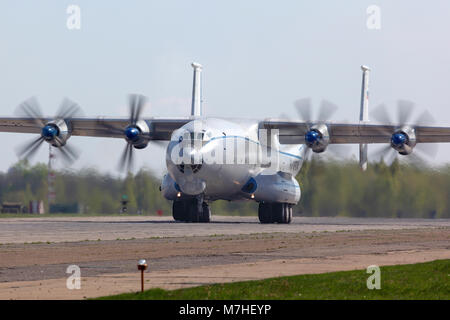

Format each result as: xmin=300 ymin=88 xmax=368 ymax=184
xmin=189 ymin=132 xmax=204 ymax=141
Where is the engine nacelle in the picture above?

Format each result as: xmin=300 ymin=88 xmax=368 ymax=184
xmin=305 ymin=123 xmax=330 ymax=153
xmin=41 ymin=119 xmax=71 ymax=147
xmin=160 ymin=173 xmax=180 ymax=200
xmin=242 ymin=172 xmax=300 ymax=204
xmin=124 ymin=120 xmax=150 ymax=149
xmin=391 ymin=126 xmax=416 ymax=155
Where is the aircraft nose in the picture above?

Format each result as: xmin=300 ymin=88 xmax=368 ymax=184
xmin=177 ymin=178 xmax=206 ymax=195
xmin=176 ymin=146 xmax=203 ymax=174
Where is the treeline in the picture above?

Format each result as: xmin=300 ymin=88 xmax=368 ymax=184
xmin=297 ymin=159 xmax=450 ymax=218
xmin=0 ymin=159 xmax=449 ymax=218
xmin=0 ymin=161 xmax=171 ymax=215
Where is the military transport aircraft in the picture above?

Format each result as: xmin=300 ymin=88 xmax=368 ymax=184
xmin=0 ymin=63 xmax=449 ymax=224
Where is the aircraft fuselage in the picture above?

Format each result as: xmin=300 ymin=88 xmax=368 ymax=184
xmin=161 ymin=118 xmax=304 ymax=205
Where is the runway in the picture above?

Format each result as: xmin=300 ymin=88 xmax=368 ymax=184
xmin=0 ymin=215 xmax=448 ymax=244
xmin=0 ymin=216 xmax=448 ymax=299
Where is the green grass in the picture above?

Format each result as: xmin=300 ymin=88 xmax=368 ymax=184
xmin=98 ymin=259 xmax=450 ymax=300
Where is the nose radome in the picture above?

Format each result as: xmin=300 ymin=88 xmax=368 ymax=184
xmin=177 ymin=177 xmax=206 ymax=195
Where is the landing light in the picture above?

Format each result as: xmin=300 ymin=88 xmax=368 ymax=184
xmin=251 ymin=194 xmax=255 ymax=199
xmin=177 ymin=192 xmax=181 ymax=198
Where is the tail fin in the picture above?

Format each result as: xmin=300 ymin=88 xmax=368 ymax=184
xmin=191 ymin=62 xmax=203 ymax=117
xmin=359 ymin=65 xmax=370 ymax=171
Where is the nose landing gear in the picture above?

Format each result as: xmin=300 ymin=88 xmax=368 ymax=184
xmin=258 ymin=202 xmax=293 ymax=224
xmin=172 ymin=196 xmax=210 ymax=223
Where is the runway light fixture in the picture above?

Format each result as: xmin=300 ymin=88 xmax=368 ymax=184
xmin=137 ymin=259 xmax=148 ymax=292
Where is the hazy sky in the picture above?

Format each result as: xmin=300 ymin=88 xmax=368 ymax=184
xmin=1 ymin=1 xmax=450 ymax=178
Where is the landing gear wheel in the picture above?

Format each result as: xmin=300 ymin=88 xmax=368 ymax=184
xmin=258 ymin=202 xmax=293 ymax=224
xmin=200 ymin=202 xmax=211 ymax=223
xmin=187 ymin=199 xmax=200 ymax=222
xmin=172 ymin=198 xmax=211 ymax=223
xmin=172 ymin=200 xmax=185 ymax=221
xmin=287 ymin=205 xmax=293 ymax=223
xmin=258 ymin=203 xmax=272 ymax=223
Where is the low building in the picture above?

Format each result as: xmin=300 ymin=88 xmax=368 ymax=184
xmin=1 ymin=202 xmax=24 ymax=214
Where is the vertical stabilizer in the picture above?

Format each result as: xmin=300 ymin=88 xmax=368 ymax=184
xmin=191 ymin=62 xmax=203 ymax=117
xmin=359 ymin=65 xmax=370 ymax=171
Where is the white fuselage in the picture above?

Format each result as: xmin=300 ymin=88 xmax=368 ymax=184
xmin=161 ymin=118 xmax=305 ymax=204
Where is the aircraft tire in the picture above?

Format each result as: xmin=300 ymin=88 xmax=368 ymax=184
xmin=273 ymin=203 xmax=293 ymax=224
xmin=258 ymin=203 xmax=272 ymax=223
xmin=200 ymin=202 xmax=211 ymax=223
xmin=287 ymin=205 xmax=293 ymax=223
xmin=172 ymin=200 xmax=184 ymax=221
xmin=187 ymin=199 xmax=200 ymax=223
xmin=272 ymin=203 xmax=284 ymax=223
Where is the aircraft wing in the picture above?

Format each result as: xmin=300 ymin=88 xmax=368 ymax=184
xmin=0 ymin=117 xmax=191 ymax=140
xmin=261 ymin=120 xmax=450 ymax=144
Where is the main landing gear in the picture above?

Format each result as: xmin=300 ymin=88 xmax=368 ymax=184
xmin=172 ymin=197 xmax=211 ymax=223
xmin=258 ymin=202 xmax=293 ymax=224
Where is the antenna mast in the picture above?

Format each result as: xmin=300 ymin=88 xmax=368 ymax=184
xmin=48 ymin=145 xmax=56 ymax=211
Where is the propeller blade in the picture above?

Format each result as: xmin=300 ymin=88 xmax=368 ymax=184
xmin=384 ymin=148 xmax=398 ymax=165
xmin=135 ymin=95 xmax=146 ymax=123
xmin=414 ymin=110 xmax=436 ymax=126
xmin=371 ymin=104 xmax=392 ymax=124
xmin=415 ymin=143 xmax=439 ymax=159
xmin=15 ymin=97 xmax=45 ymax=127
xmin=127 ymin=144 xmax=134 ymax=172
xmin=15 ymin=136 xmax=45 ymax=160
xmin=327 ymin=144 xmax=352 ymax=159
xmin=317 ymin=100 xmax=338 ymax=122
xmin=371 ymin=144 xmax=393 ymax=163
xmin=294 ymin=98 xmax=312 ymax=123
xmin=412 ymin=108 xmax=438 ymax=160
xmin=128 ymin=94 xmax=147 ymax=124
xmin=118 ymin=143 xmax=134 ymax=172
xmin=54 ymin=137 xmax=80 ymax=164
xmin=56 ymin=98 xmax=83 ymax=119
xmin=397 ymin=100 xmax=415 ymax=125
xmin=401 ymin=152 xmax=426 ymax=167
xmin=129 ymin=94 xmax=138 ymax=123
xmin=119 ymin=143 xmax=130 ymax=171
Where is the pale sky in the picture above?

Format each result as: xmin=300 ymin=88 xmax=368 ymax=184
xmin=1 ymin=1 xmax=450 ymax=178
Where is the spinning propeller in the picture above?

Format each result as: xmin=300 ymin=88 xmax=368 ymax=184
xmin=371 ymin=100 xmax=438 ymax=164
xmin=15 ymin=97 xmax=82 ymax=164
xmin=98 ymin=94 xmax=152 ymax=172
xmin=292 ymin=98 xmax=350 ymax=159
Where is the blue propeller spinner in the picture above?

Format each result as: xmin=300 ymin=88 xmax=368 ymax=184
xmin=41 ymin=124 xmax=59 ymax=141
xmin=391 ymin=132 xmax=407 ymax=147
xmin=124 ymin=126 xmax=140 ymax=143
xmin=305 ymin=130 xmax=321 ymax=146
